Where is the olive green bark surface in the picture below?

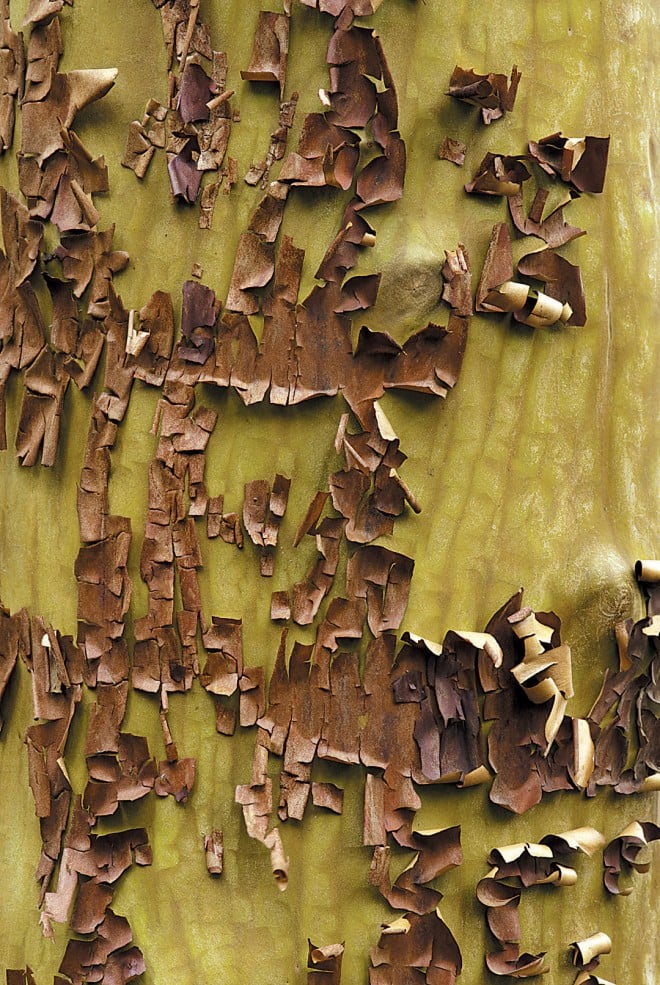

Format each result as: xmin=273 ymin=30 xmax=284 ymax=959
xmin=0 ymin=1 xmax=658 ymax=982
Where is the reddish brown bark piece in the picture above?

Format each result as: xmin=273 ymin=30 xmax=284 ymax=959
xmin=41 ymin=800 xmax=150 ymax=948
xmin=154 ymin=757 xmax=196 ymax=802
xmin=94 ymin=289 xmax=137 ymax=422
xmin=248 ymin=182 xmax=289 ymax=241
xmin=1 ymin=188 xmax=43 ymax=288
xmin=131 ymin=291 xmax=175 ymax=387
xmin=178 ymin=60 xmax=215 ymax=123
xmin=360 ymin=636 xmax=420 ymax=774
xmin=280 ymin=641 xmax=327 ymax=780
xmin=324 ymin=24 xmax=392 ymax=137
xmin=438 ymin=137 xmax=466 ymax=166
xmin=18 ymin=130 xmax=108 ymax=223
xmin=369 ymin=822 xmax=462 ymax=918
xmin=84 ymin=681 xmax=128 ymax=757
xmin=293 ymin=490 xmax=330 ymax=547
xmin=22 ymin=0 xmax=66 ymax=25
xmin=235 ymin=765 xmax=289 ymax=888
xmin=0 ymin=282 xmax=47 ymax=451
xmin=246 ymin=96 xmax=298 ymax=189
xmin=55 ymin=226 xmax=129 ymax=319
xmin=327 ymin=59 xmax=376 ymax=131
xmin=70 ymin=880 xmax=114 ymax=935
xmin=464 ymin=153 xmax=530 ymax=196
xmin=370 ymin=911 xmax=462 ymax=984
xmin=84 ymin=732 xmax=156 ymax=818
xmin=6 ymin=971 xmax=37 ymax=985
xmin=267 ymin=473 xmax=291 ymax=531
xmin=291 ymin=519 xmax=345 ymax=626
xmin=485 ymin=948 xmax=548 ymax=978
xmin=200 ymin=617 xmax=243 ymax=696
xmin=316 ymin=647 xmax=362 ymax=764
xmin=167 ymin=138 xmax=203 ymax=204
xmin=334 ymin=273 xmax=381 ymax=313
xmin=243 ymin=479 xmax=270 ymax=547
xmin=132 ymin=376 xmax=215 ymax=700
xmin=356 ymin=136 xmax=406 ymax=207
xmin=385 ymin=321 xmax=467 ymax=398
xmin=278 ymin=769 xmax=310 ymax=822
xmin=204 ymin=829 xmax=224 ymax=874
xmin=207 ymin=496 xmax=242 ymax=543
xmin=152 ymin=0 xmax=212 ymax=69
xmin=26 ymin=616 xmax=78 ymax=722
xmin=279 ymin=114 xmax=360 ymax=191
xmin=270 ymin=591 xmax=291 ymax=622
xmin=257 ymin=630 xmax=293 ymax=756
xmin=239 ymin=666 xmax=266 ymax=727
xmin=213 ymin=697 xmax=237 ymax=736
xmin=369 ymin=846 xmax=442 ymax=917
xmin=62 ymin=128 xmax=110 ymax=194
xmin=21 ymin=67 xmax=117 ymax=164
xmin=508 ymin=187 xmax=585 ymax=248
xmin=301 ymin=0 xmax=383 ymax=12
xmin=296 ymin=113 xmax=358 ymax=176
xmin=517 ymin=250 xmax=586 ymax=327
xmin=197 ymin=110 xmax=231 ymax=174
xmin=60 ymin=317 xmax=104 ymax=392
xmin=49 ymin=172 xmax=99 ymax=232
xmin=404 ymin=826 xmax=463 ymax=882
xmin=529 ymin=132 xmax=610 ymax=193
xmin=25 ymin=727 xmax=58 ymax=817
xmin=179 ymin=278 xmax=218 ymax=364
xmin=486 ymin=900 xmax=520 ymax=946
xmin=0 ymin=4 xmax=24 ymax=152
xmin=346 ymin=545 xmax=414 ymax=636
xmin=0 ymin=604 xmax=29 ymax=731
xmin=446 ymin=64 xmax=521 ymax=124
xmin=441 ymin=244 xmax=472 ymax=317
xmin=224 ymin=156 xmax=238 ymax=193
xmin=329 ymin=467 xmax=380 ymax=541
xmin=583 ymin=588 xmax=660 ymax=795
xmin=325 ymin=26 xmax=376 ymax=129
xmin=316 ymin=201 xmax=375 ymax=285
xmin=211 ymin=311 xmax=264 ymax=404
xmin=24 ymin=15 xmax=60 ymax=107
xmin=307 ymin=941 xmax=344 ymax=984
xmin=75 ymin=515 xmax=131 ymax=665
xmin=243 ymin=474 xmax=290 ymax=574
xmin=122 ymin=117 xmax=156 ymax=179
xmin=344 ymin=331 xmax=401 ymax=424
xmin=15 ymin=346 xmax=69 ymax=467
xmin=478 ymin=592 xmax=574 ymax=814
xmin=363 ymin=772 xmax=386 ymax=846
xmin=75 ymin=403 xmax=115 ymax=544
xmin=291 ymin=284 xmax=353 ymax=403
xmin=241 ymin=11 xmax=289 ymax=94
xmin=369 ymin=967 xmax=426 ymax=985
xmin=316 ymin=599 xmax=367 ymax=656
xmin=329 ymin=417 xmax=413 ymax=541
xmin=199 ymin=178 xmax=221 ymax=228
xmin=59 ymin=910 xmax=146 ymax=985
xmin=399 ymin=631 xmax=494 ymax=785
xmin=16 ymin=154 xmax=62 ymax=220
xmin=311 ymin=782 xmax=344 ymax=813
xmin=476 ymin=222 xmax=513 ymax=312
xmin=226 ymin=231 xmax=275 ymax=314
xmin=46 ymin=279 xmax=80 ymax=356
xmin=603 ymin=821 xmax=660 ymax=895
